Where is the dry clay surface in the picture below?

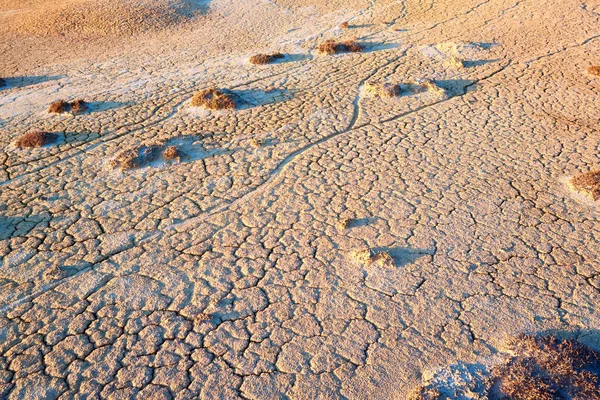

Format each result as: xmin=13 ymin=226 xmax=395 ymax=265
xmin=2 ymin=0 xmax=600 ymax=398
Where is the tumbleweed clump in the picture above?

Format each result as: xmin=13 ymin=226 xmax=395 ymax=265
xmin=109 ymin=150 xmax=139 ymax=171
xmin=492 ymin=334 xmax=600 ymax=399
xmin=163 ymin=146 xmax=179 ymax=160
xmin=191 ymin=88 xmax=236 ymax=110
xmin=363 ymin=82 xmax=401 ymax=98
xmin=70 ymin=99 xmax=88 ymax=114
xmin=339 ymin=21 xmax=349 ymax=29
xmin=15 ymin=131 xmax=56 ymax=148
xmin=587 ymin=66 xmax=600 ymax=76
xmin=48 ymin=99 xmax=88 ymax=114
xmin=48 ymin=100 xmax=68 ymax=113
xmin=317 ymin=39 xmax=363 ymax=55
xmin=249 ymin=52 xmax=284 ymax=65
xmin=569 ymin=170 xmax=600 ymax=201
xmin=409 ymin=334 xmax=600 ymax=399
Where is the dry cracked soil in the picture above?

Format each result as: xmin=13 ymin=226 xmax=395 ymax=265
xmin=2 ymin=0 xmax=600 ymax=398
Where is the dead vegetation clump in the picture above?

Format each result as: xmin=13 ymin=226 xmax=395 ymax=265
xmin=350 ymin=248 xmax=395 ymax=267
xmin=339 ymin=21 xmax=349 ymax=29
xmin=445 ymin=55 xmax=465 ymax=69
xmin=163 ymin=146 xmax=179 ymax=160
xmin=48 ymin=100 xmax=68 ymax=113
xmin=492 ymin=334 xmax=600 ymax=400
xmin=409 ymin=79 xmax=446 ymax=97
xmin=407 ymin=385 xmax=442 ymax=400
xmin=249 ymin=52 xmax=284 ymax=65
xmin=317 ymin=39 xmax=363 ymax=55
xmin=70 ymin=99 xmax=88 ymax=114
xmin=337 ymin=217 xmax=351 ymax=229
xmin=15 ymin=131 xmax=56 ymax=148
xmin=587 ymin=66 xmax=600 ymax=76
xmin=191 ymin=88 xmax=236 ymax=110
xmin=569 ymin=170 xmax=600 ymax=201
xmin=195 ymin=312 xmax=211 ymax=322
xmin=363 ymin=82 xmax=401 ymax=98
xmin=48 ymin=99 xmax=88 ymax=114
xmin=109 ymin=149 xmax=139 ymax=171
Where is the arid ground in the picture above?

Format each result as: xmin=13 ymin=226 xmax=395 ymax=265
xmin=2 ymin=0 xmax=600 ymax=398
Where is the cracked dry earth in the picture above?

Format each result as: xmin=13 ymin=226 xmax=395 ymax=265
xmin=2 ymin=0 xmax=600 ymax=398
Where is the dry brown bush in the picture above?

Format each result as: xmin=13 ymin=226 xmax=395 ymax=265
xmin=191 ymin=88 xmax=236 ymax=110
xmin=339 ymin=21 xmax=349 ymax=29
xmin=48 ymin=100 xmax=68 ymax=113
xmin=70 ymin=99 xmax=88 ymax=114
xmin=570 ymin=170 xmax=600 ymax=201
xmin=49 ymin=99 xmax=88 ymax=114
xmin=587 ymin=66 xmax=600 ymax=76
xmin=109 ymin=150 xmax=138 ymax=171
xmin=163 ymin=146 xmax=179 ymax=160
xmin=15 ymin=131 xmax=56 ymax=148
xmin=249 ymin=52 xmax=284 ymax=65
xmin=492 ymin=334 xmax=600 ymax=400
xmin=317 ymin=39 xmax=363 ymax=55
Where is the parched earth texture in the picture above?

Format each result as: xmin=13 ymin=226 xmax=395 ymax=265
xmin=2 ymin=0 xmax=600 ymax=398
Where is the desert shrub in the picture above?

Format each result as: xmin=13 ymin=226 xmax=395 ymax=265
xmin=109 ymin=150 xmax=138 ymax=171
xmin=587 ymin=66 xmax=600 ymax=76
xmin=363 ymin=82 xmax=401 ymax=98
xmin=492 ymin=334 xmax=600 ymax=400
xmin=339 ymin=21 xmax=349 ymax=29
xmin=48 ymin=99 xmax=88 ymax=114
xmin=48 ymin=100 xmax=68 ymax=113
xmin=191 ymin=88 xmax=236 ymax=110
xmin=446 ymin=55 xmax=464 ymax=69
xmin=15 ymin=131 xmax=56 ymax=148
xmin=570 ymin=170 xmax=600 ymax=201
xmin=70 ymin=99 xmax=88 ymax=114
xmin=249 ymin=52 xmax=284 ymax=65
xmin=163 ymin=146 xmax=179 ymax=160
xmin=317 ymin=39 xmax=363 ymax=55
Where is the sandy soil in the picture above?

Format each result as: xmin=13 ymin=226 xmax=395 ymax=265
xmin=1 ymin=0 xmax=600 ymax=398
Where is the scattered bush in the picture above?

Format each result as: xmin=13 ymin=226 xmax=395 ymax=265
xmin=195 ymin=312 xmax=211 ymax=322
xmin=409 ymin=334 xmax=600 ymax=399
xmin=15 ymin=131 xmax=56 ymax=148
xmin=48 ymin=99 xmax=88 ymax=114
xmin=109 ymin=149 xmax=138 ymax=171
xmin=569 ymin=170 xmax=600 ymax=201
xmin=445 ymin=55 xmax=464 ymax=69
xmin=337 ymin=217 xmax=351 ymax=229
xmin=249 ymin=52 xmax=285 ymax=65
xmin=48 ymin=100 xmax=68 ymax=113
xmin=363 ymin=82 xmax=401 ymax=98
xmin=163 ymin=146 xmax=179 ymax=160
xmin=408 ymin=385 xmax=441 ymax=400
xmin=492 ymin=334 xmax=600 ymax=400
xmin=587 ymin=66 xmax=600 ymax=76
xmin=317 ymin=39 xmax=363 ymax=55
xmin=371 ymin=251 xmax=394 ymax=267
xmin=191 ymin=88 xmax=236 ymax=110
xmin=409 ymin=79 xmax=446 ymax=97
xmin=70 ymin=99 xmax=88 ymax=114
xmin=339 ymin=21 xmax=349 ymax=29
